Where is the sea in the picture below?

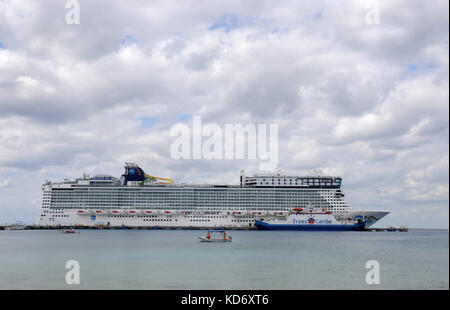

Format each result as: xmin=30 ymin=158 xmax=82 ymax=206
xmin=0 ymin=229 xmax=448 ymax=290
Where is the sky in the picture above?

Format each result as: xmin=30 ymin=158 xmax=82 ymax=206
xmin=0 ymin=0 xmax=448 ymax=228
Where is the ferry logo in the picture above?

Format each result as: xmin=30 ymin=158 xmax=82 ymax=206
xmin=308 ymin=218 xmax=315 ymax=224
xmin=90 ymin=215 xmax=96 ymax=221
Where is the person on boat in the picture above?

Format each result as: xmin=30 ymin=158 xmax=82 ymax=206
xmin=207 ymin=233 xmax=211 ymax=239
xmin=223 ymin=231 xmax=227 ymax=240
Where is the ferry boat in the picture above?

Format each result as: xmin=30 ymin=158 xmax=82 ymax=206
xmin=36 ymin=163 xmax=389 ymax=230
xmin=255 ymin=207 xmax=366 ymax=231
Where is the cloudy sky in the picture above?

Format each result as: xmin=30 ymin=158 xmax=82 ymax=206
xmin=0 ymin=0 xmax=448 ymax=228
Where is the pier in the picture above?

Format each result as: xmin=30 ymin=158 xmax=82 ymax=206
xmin=365 ymin=226 xmax=408 ymax=232
xmin=1 ymin=225 xmax=408 ymax=231
xmin=0 ymin=225 xmax=257 ymax=231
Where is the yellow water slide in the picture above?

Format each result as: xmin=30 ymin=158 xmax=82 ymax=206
xmin=145 ymin=174 xmax=174 ymax=184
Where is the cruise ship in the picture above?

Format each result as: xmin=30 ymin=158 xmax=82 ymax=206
xmin=36 ymin=163 xmax=389 ymax=229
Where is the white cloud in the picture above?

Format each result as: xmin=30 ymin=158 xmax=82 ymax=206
xmin=0 ymin=179 xmax=10 ymax=187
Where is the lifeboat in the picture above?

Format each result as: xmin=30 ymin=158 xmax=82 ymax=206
xmin=94 ymin=210 xmax=104 ymax=214
xmin=128 ymin=210 xmax=139 ymax=214
xmin=232 ymin=211 xmax=247 ymax=217
xmin=163 ymin=211 xmax=174 ymax=216
xmin=111 ymin=210 xmax=121 ymax=214
xmin=273 ymin=211 xmax=287 ymax=217
xmin=251 ymin=211 xmax=265 ymax=217
xmin=77 ymin=209 xmax=87 ymax=214
xmin=144 ymin=210 xmax=154 ymax=214
xmin=293 ymin=208 xmax=303 ymax=212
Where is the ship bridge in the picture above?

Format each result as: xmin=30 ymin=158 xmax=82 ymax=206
xmin=240 ymin=173 xmax=342 ymax=188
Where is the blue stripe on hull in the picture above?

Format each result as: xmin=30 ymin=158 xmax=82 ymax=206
xmin=255 ymin=220 xmax=365 ymax=231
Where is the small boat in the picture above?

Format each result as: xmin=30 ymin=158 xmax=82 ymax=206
xmin=5 ymin=223 xmax=27 ymax=230
xmin=198 ymin=230 xmax=232 ymax=242
xmin=63 ymin=229 xmax=77 ymax=233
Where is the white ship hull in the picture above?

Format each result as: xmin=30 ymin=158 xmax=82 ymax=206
xmin=36 ymin=209 xmax=388 ymax=229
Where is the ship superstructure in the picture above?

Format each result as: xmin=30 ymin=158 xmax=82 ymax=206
xmin=37 ymin=163 xmax=389 ymax=229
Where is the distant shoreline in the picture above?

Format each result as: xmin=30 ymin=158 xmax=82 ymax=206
xmin=1 ymin=225 xmax=448 ymax=231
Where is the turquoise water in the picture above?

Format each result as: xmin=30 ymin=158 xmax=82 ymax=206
xmin=0 ymin=229 xmax=448 ymax=290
